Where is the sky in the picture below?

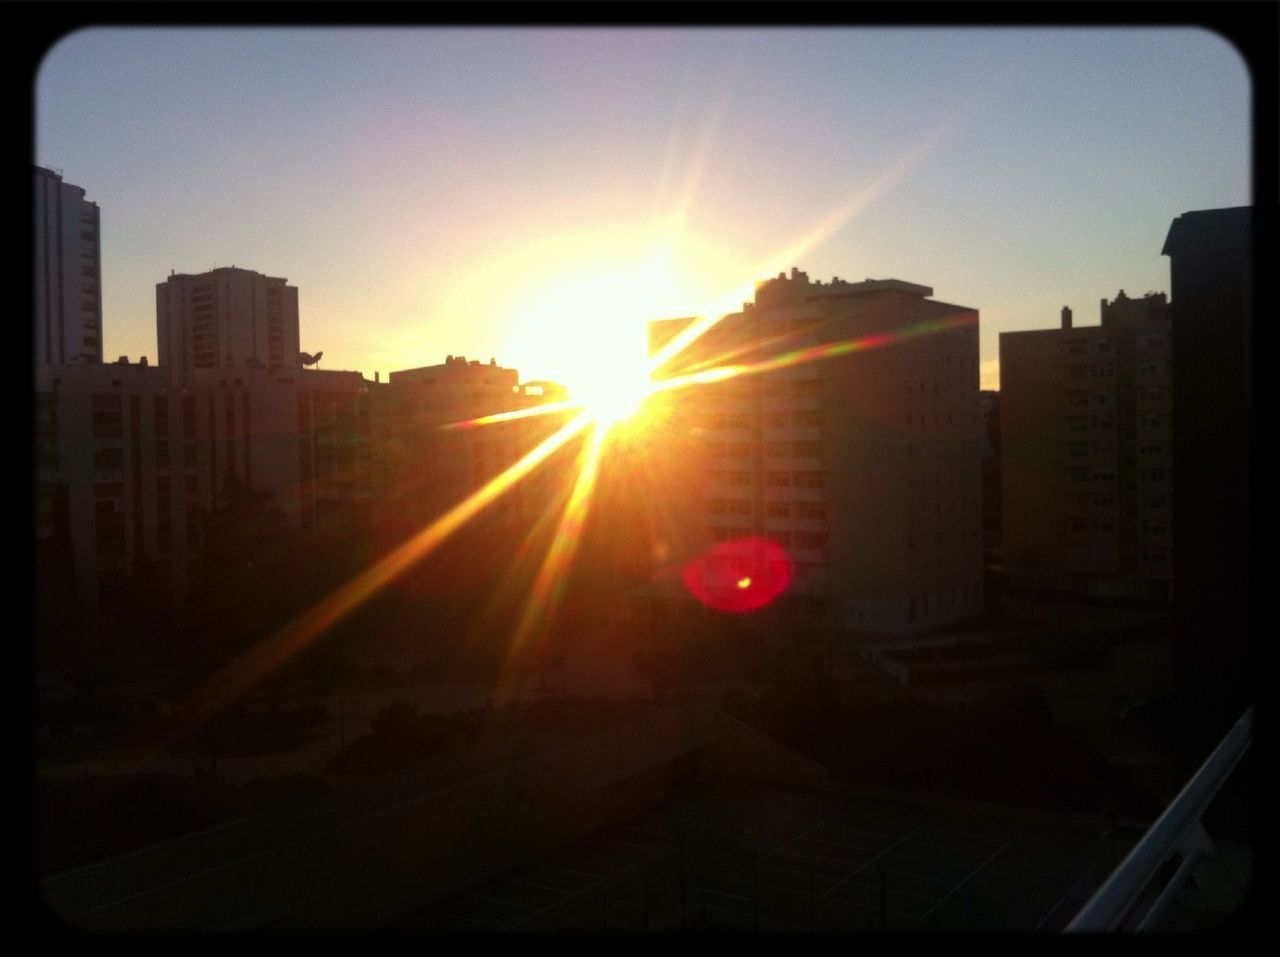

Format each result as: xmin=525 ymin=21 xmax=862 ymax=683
xmin=36 ymin=27 xmax=1250 ymax=392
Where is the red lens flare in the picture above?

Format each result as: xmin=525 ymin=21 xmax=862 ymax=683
xmin=681 ymin=536 xmax=792 ymax=613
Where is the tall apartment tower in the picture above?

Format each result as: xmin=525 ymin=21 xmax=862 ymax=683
xmin=650 ymin=269 xmax=982 ymax=635
xmin=34 ymin=166 xmax=103 ymax=366
xmin=1000 ymin=290 xmax=1173 ymax=603
xmin=156 ymin=267 xmax=300 ymax=377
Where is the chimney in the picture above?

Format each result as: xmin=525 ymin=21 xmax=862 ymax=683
xmin=1061 ymin=306 xmax=1073 ymax=330
xmin=375 ymin=371 xmax=380 ymax=383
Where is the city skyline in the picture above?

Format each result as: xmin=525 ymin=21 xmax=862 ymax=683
xmin=36 ymin=27 xmax=1249 ymax=393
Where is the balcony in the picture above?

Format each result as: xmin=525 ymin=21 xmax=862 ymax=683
xmin=1066 ymin=709 xmax=1252 ymax=932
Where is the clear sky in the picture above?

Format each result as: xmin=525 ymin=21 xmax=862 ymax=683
xmin=36 ymin=27 xmax=1250 ymax=391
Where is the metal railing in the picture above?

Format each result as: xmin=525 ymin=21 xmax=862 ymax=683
xmin=1066 ymin=707 xmax=1252 ymax=932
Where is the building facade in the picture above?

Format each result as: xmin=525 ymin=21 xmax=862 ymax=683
xmin=35 ymin=358 xmax=376 ymax=618
xmin=156 ymin=267 xmax=301 ymax=377
xmin=1000 ymin=291 xmax=1173 ymax=603
xmin=370 ymin=355 xmax=568 ymax=544
xmin=649 ymin=269 xmax=982 ymax=636
xmin=35 ymin=166 xmax=103 ymax=366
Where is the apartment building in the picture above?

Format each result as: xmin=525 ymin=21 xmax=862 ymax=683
xmin=156 ymin=266 xmax=301 ymax=378
xmin=649 ymin=269 xmax=982 ymax=636
xmin=370 ymin=356 xmax=569 ymax=544
xmin=1000 ymin=291 xmax=1173 ymax=603
xmin=34 ymin=166 xmax=103 ymax=366
xmin=36 ymin=356 xmax=375 ymax=617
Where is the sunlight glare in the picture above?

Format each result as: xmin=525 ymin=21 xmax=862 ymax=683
xmin=507 ymin=248 xmax=692 ymax=427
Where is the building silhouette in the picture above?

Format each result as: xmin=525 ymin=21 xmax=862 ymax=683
xmin=649 ymin=269 xmax=982 ymax=635
xmin=34 ymin=166 xmax=103 ymax=366
xmin=1000 ymin=291 xmax=1173 ymax=604
xmin=36 ymin=250 xmax=566 ymax=627
xmin=1162 ymin=207 xmax=1253 ymax=744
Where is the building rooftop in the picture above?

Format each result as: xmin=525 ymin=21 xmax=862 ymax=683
xmin=1161 ymin=207 xmax=1252 ymax=256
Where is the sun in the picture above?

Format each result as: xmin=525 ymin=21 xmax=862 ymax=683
xmin=507 ymin=247 xmax=688 ymax=428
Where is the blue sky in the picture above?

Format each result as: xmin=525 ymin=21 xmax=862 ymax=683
xmin=36 ymin=27 xmax=1250 ymax=390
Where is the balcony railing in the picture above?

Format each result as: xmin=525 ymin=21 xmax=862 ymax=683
xmin=1066 ymin=707 xmax=1252 ymax=932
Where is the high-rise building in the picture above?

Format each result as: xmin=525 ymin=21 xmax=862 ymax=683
xmin=156 ymin=267 xmax=301 ymax=377
xmin=649 ymin=269 xmax=982 ymax=635
xmin=34 ymin=166 xmax=103 ymax=366
xmin=1000 ymin=291 xmax=1173 ymax=604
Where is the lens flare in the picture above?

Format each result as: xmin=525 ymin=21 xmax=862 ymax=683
xmin=682 ymin=537 xmax=792 ymax=614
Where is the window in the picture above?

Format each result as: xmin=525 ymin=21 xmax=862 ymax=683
xmin=727 ymin=471 xmax=750 ymax=487
xmin=728 ymin=500 xmax=752 ymax=515
xmin=796 ymin=531 xmax=827 ymax=550
xmin=794 ymin=471 xmax=824 ymax=489
xmin=766 ymin=472 xmax=790 ymax=488
xmin=766 ymin=442 xmax=789 ymax=457
xmin=766 ymin=502 xmax=791 ymax=517
xmin=93 ymin=448 xmax=124 ymax=470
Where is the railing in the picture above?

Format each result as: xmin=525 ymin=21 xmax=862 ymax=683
xmin=1065 ymin=707 xmax=1252 ymax=932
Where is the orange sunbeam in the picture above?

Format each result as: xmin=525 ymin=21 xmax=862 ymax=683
xmin=649 ymin=311 xmax=978 ymax=398
xmin=647 ymin=95 xmax=974 ymax=382
xmin=168 ymin=410 xmax=595 ymax=739
xmin=495 ymin=422 xmax=608 ymax=702
xmin=653 ymin=322 xmax=806 ymax=380
xmin=443 ymin=398 xmax=584 ymax=430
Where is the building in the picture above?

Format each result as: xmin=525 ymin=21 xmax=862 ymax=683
xmin=34 ymin=166 xmax=103 ymax=366
xmin=648 ymin=269 xmax=982 ymax=636
xmin=979 ymin=389 xmax=1001 ymax=552
xmin=36 ymin=258 xmax=373 ymax=624
xmin=156 ymin=267 xmax=301 ymax=378
xmin=1000 ymin=291 xmax=1173 ymax=604
xmin=370 ymin=355 xmax=568 ymax=544
xmin=35 ymin=356 xmax=376 ymax=619
xmin=1161 ymin=207 xmax=1253 ymax=743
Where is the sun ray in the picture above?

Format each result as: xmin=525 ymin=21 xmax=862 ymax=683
xmin=167 ymin=410 xmax=596 ymax=738
xmin=492 ymin=422 xmax=608 ymax=703
xmin=649 ymin=311 xmax=978 ymax=399
xmin=166 ymin=71 xmax=994 ymax=742
xmin=443 ymin=398 xmax=585 ymax=430
xmin=647 ymin=91 xmax=978 ymax=382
